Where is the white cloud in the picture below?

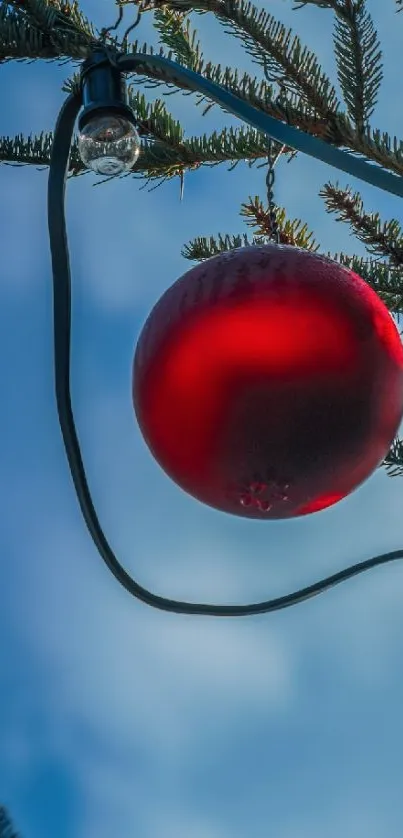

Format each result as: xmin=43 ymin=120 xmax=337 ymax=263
xmin=280 ymin=809 xmax=393 ymax=838
xmin=2 ymin=461 xmax=294 ymax=764
xmin=0 ymin=167 xmax=49 ymax=293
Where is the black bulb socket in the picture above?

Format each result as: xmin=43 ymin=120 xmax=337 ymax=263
xmin=78 ymin=48 xmax=137 ymax=132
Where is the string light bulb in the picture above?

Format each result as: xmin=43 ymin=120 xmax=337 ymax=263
xmin=77 ymin=48 xmax=140 ymax=177
xmin=78 ymin=110 xmax=140 ymax=175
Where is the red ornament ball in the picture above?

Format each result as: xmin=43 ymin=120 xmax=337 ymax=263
xmin=132 ymin=244 xmax=403 ymax=519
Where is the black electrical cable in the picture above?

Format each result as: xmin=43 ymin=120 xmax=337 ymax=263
xmin=47 ymin=88 xmax=403 ymax=617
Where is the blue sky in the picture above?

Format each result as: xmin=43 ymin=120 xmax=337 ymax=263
xmin=1 ymin=0 xmax=403 ymax=836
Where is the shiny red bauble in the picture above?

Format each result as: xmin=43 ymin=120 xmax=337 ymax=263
xmin=132 ymin=244 xmax=403 ymax=518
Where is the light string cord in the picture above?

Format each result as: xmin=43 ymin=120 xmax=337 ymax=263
xmin=47 ymin=46 xmax=403 ymax=617
xmin=99 ymin=0 xmax=143 ymax=52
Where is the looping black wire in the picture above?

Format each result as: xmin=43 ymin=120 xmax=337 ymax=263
xmin=99 ymin=1 xmax=143 ymax=51
xmin=121 ymin=6 xmax=142 ymax=48
xmin=99 ymin=3 xmax=124 ymax=43
xmin=46 ymin=74 xmax=403 ymax=617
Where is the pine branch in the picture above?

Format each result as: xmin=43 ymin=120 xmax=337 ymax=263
xmin=182 ymin=232 xmax=253 ymax=260
xmin=152 ymin=5 xmax=203 ymax=69
xmin=2 ymin=2 xmax=403 ymax=279
xmin=0 ymin=0 xmax=96 ymax=59
xmin=0 ymin=118 xmax=296 ymax=183
xmin=122 ymin=1 xmax=403 ymax=181
xmin=150 ymin=0 xmax=342 ymax=125
xmin=319 ymin=182 xmax=403 ymax=271
xmin=0 ymin=0 xmax=56 ymax=59
xmin=58 ymin=26 xmax=346 ymax=152
xmin=240 ymin=196 xmax=320 ymax=250
xmin=3 ymin=2 xmax=402 ymax=180
xmin=182 ymin=214 xmax=382 ymax=261
xmin=2 ymin=0 xmax=403 ymax=259
xmin=333 ymin=0 xmax=383 ymax=133
xmin=383 ymin=437 xmax=403 ymax=478
xmin=0 ymin=806 xmax=20 ymax=838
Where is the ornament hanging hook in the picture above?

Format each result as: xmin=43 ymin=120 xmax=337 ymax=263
xmin=266 ymin=137 xmax=285 ymax=245
xmin=262 ymin=56 xmax=286 ymax=245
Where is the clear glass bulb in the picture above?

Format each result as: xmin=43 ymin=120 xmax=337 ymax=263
xmin=78 ymin=113 xmax=141 ymax=176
